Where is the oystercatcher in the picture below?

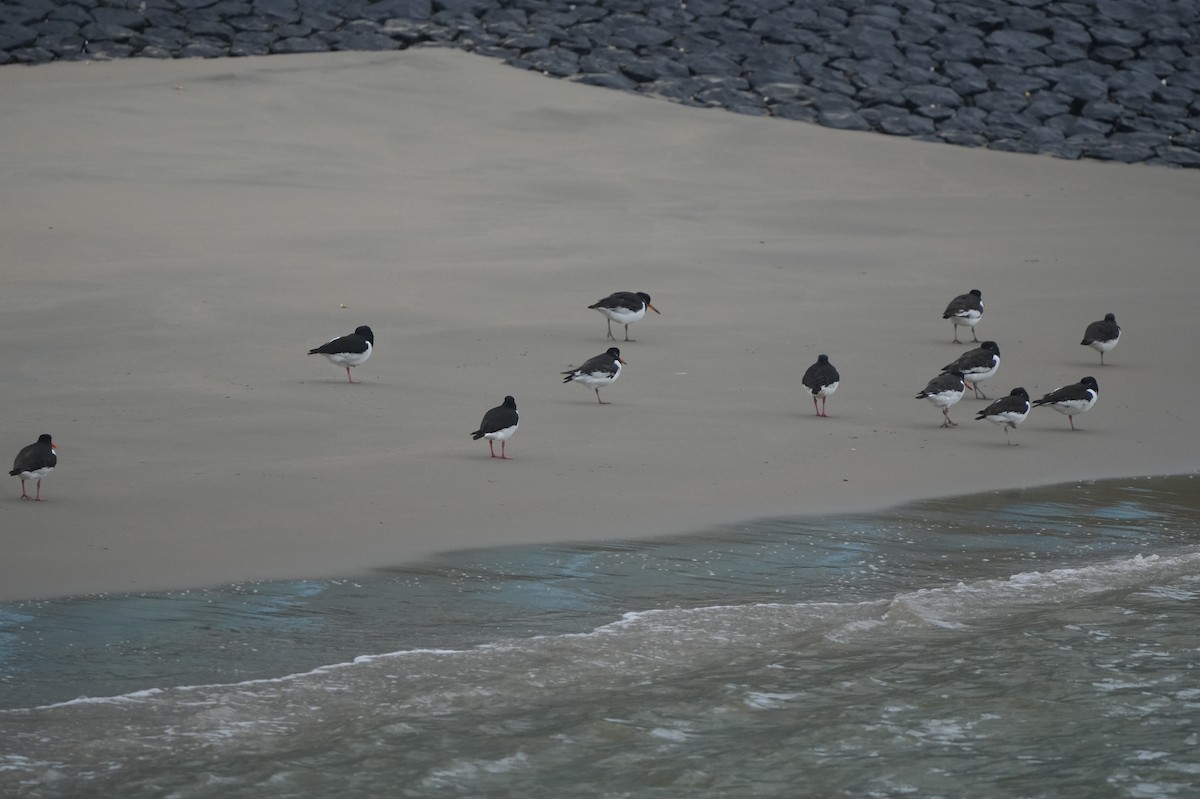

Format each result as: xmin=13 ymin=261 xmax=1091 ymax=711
xmin=942 ymin=289 xmax=983 ymax=343
xmin=588 ymin=292 xmax=659 ymax=342
xmin=801 ymin=354 xmax=840 ymax=417
xmin=308 ymin=325 xmax=374 ymax=383
xmin=10 ymin=434 xmax=57 ymax=501
xmin=1081 ymin=314 xmax=1121 ymax=365
xmin=916 ymin=371 xmax=966 ymax=428
xmin=942 ymin=341 xmax=1000 ymax=399
xmin=1032 ymin=376 xmax=1099 ymax=431
xmin=975 ymin=387 xmax=1031 ymax=445
xmin=471 ymin=395 xmax=519 ymax=459
xmin=562 ymin=347 xmax=625 ymax=404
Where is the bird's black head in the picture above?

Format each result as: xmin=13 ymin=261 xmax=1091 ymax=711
xmin=502 ymin=395 xmax=516 ymax=409
xmin=606 ymin=347 xmax=621 ymax=358
xmin=354 ymin=326 xmax=374 ymax=342
xmin=1010 ymin=387 xmax=1030 ymax=400
xmin=1080 ymin=376 xmax=1098 ymax=390
xmin=969 ymin=289 xmax=982 ymax=298
xmin=37 ymin=434 xmax=53 ymax=445
xmin=636 ymin=292 xmax=652 ymax=303
xmin=980 ymin=341 xmax=1000 ymax=353
xmin=817 ymin=354 xmax=830 ymax=364
xmin=1104 ymin=313 xmax=1116 ymax=322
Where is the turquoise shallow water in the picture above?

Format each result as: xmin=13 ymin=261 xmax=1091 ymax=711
xmin=2 ymin=476 xmax=1199 ymax=797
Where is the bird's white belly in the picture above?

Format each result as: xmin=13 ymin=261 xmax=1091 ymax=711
xmin=925 ymin=389 xmax=963 ymax=408
xmin=574 ymin=371 xmax=618 ymax=387
xmin=1087 ymin=335 xmax=1119 ymax=353
xmin=14 ymin=466 xmax=53 ymax=480
xmin=483 ymin=424 xmax=518 ymax=442
xmin=951 ymin=312 xmax=982 ymax=325
xmin=814 ymin=381 xmax=839 ymax=398
xmin=324 ymin=346 xmax=371 ymax=368
xmin=597 ymin=307 xmax=646 ymax=325
xmin=964 ymin=362 xmax=998 ymax=381
xmin=1048 ymin=396 xmax=1097 ymax=415
xmin=986 ymin=410 xmax=1029 ymax=426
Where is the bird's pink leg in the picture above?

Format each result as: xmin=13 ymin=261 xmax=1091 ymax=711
xmin=488 ymin=441 xmax=497 ymax=458
xmin=345 ymin=367 xmax=360 ymax=384
xmin=624 ymin=325 xmax=634 ymax=342
xmin=606 ymin=320 xmax=615 ymax=341
xmin=811 ymin=396 xmax=820 ymax=416
xmin=1069 ymin=415 xmax=1077 ymax=431
xmin=595 ymin=388 xmax=607 ymax=404
xmin=35 ymin=479 xmax=44 ymax=500
xmin=500 ymin=441 xmax=511 ymax=460
xmin=821 ymin=396 xmax=829 ymax=417
xmin=19 ymin=479 xmax=30 ymax=499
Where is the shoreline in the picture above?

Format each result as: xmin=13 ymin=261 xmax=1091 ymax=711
xmin=2 ymin=49 xmax=1199 ymax=602
xmin=4 ymin=0 xmax=1200 ymax=167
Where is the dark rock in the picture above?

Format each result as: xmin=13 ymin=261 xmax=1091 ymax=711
xmin=230 ymin=31 xmax=276 ymax=55
xmin=1093 ymin=45 xmax=1137 ymax=65
xmin=619 ymin=55 xmax=689 ymax=84
xmin=142 ymin=27 xmax=190 ymax=51
xmin=813 ymin=92 xmax=860 ymax=114
xmin=364 ymin=0 xmax=433 ymax=21
xmin=381 ymin=18 xmax=433 ymax=44
xmin=521 ymin=47 xmax=580 ymax=76
xmin=47 ymin=5 xmax=96 ymax=25
xmin=1091 ymin=26 xmax=1145 ymax=49
xmin=92 ymin=9 xmax=148 ymax=30
xmin=1044 ymin=113 xmax=1112 ymax=137
xmin=1054 ymin=72 xmax=1109 ymax=101
xmin=1081 ymin=99 xmax=1125 ymax=121
xmin=903 ymin=84 xmax=964 ymax=109
xmin=325 ymin=28 xmax=403 ymax=51
xmin=179 ymin=38 xmax=231 ymax=58
xmin=771 ymin=102 xmax=818 ymax=122
xmin=818 ymin=109 xmax=872 ymax=131
xmin=11 ymin=46 xmax=57 ymax=63
xmin=756 ymin=81 xmax=818 ymax=104
xmin=0 ymin=23 xmax=40 ymax=51
xmin=1157 ymin=145 xmax=1200 ymax=166
xmin=1083 ymin=141 xmax=1155 ymax=163
xmin=693 ymin=85 xmax=767 ymax=114
xmin=574 ymin=72 xmax=639 ymax=91
xmin=272 ymin=36 xmax=329 ymax=53
xmin=939 ymin=106 xmax=990 ymax=133
xmin=938 ymin=129 xmax=989 ymax=147
xmin=857 ymin=85 xmax=908 ymax=107
xmin=809 ymin=75 xmax=857 ymax=97
xmin=986 ymin=30 xmax=1051 ymax=50
xmin=972 ymin=91 xmax=1030 ymax=114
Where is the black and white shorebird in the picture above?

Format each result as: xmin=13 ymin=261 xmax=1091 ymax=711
xmin=307 ymin=325 xmax=374 ymax=383
xmin=1032 ymin=376 xmax=1099 ymax=431
xmin=941 ymin=340 xmax=1000 ymax=399
xmin=1081 ymin=313 xmax=1121 ymax=365
xmin=470 ymin=395 xmax=519 ymax=459
xmin=562 ymin=347 xmax=625 ymax=404
xmin=916 ymin=371 xmax=966 ymax=428
xmin=10 ymin=434 xmax=57 ymax=501
xmin=942 ymin=289 xmax=984 ymax=343
xmin=588 ymin=292 xmax=660 ymax=342
xmin=801 ymin=354 xmax=840 ymax=417
xmin=975 ymin=387 xmax=1031 ymax=445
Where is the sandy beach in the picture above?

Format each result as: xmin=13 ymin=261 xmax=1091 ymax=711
xmin=1 ymin=48 xmax=1198 ymax=602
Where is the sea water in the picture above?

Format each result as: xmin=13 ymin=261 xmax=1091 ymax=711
xmin=2 ymin=476 xmax=1198 ymax=798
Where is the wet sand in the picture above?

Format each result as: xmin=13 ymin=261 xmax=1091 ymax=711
xmin=1 ymin=49 xmax=1197 ymax=601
